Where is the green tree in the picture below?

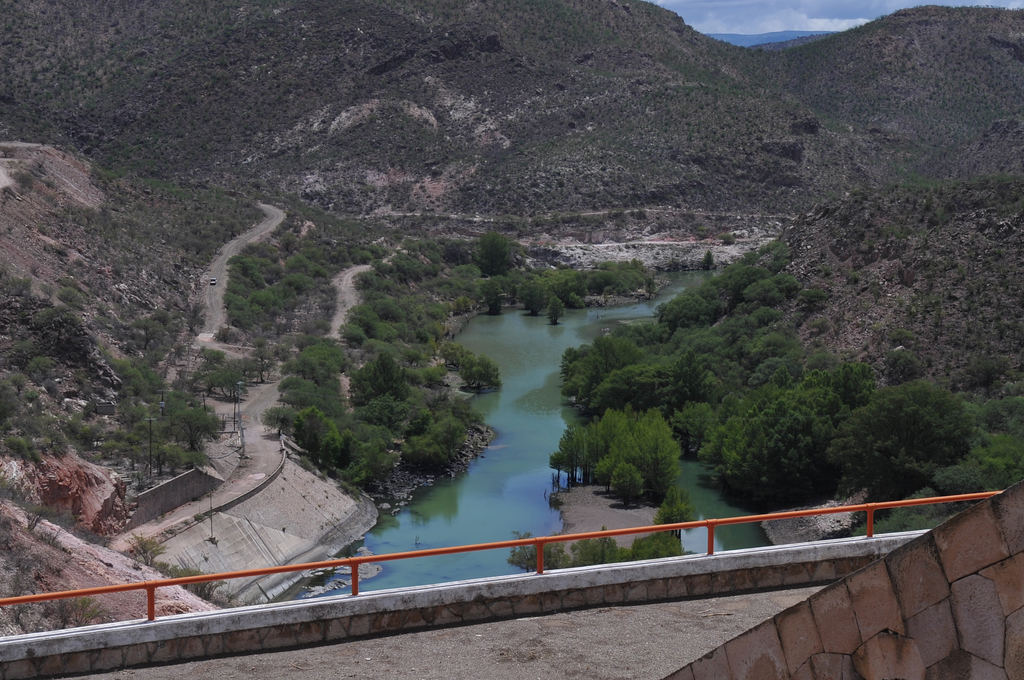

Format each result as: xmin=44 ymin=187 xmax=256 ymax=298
xmin=520 ymin=280 xmax=549 ymax=316
xmin=261 ymin=406 xmax=297 ymax=436
xmin=702 ymin=250 xmax=714 ymax=270
xmin=654 ymin=486 xmax=695 ymax=525
xmin=294 ymin=406 xmax=346 ymax=467
xmin=480 ymin=278 xmax=504 ymax=315
xmin=167 ymin=407 xmax=220 ymax=452
xmin=477 ymin=232 xmax=511 ymax=277
xmin=460 ymin=354 xmax=502 ymax=390
xmin=547 ymin=296 xmax=564 ymax=325
xmin=611 ymin=462 xmax=644 ymax=506
xmin=827 ymin=381 xmax=974 ymax=500
xmin=351 ymin=353 xmax=410 ymax=407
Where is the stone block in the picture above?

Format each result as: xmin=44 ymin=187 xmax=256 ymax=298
xmin=992 ymin=483 xmax=1024 ymax=555
xmin=432 ymin=606 xmax=462 ymax=627
xmin=846 ymin=560 xmax=905 ymax=639
xmin=666 ymin=577 xmax=688 ymax=599
xmin=851 ymin=632 xmax=926 ymax=680
xmin=887 ymin=535 xmax=951 ymax=620
xmin=624 ymin=582 xmax=647 ymax=602
xmin=325 ymin=617 xmax=349 ymax=642
xmin=792 ymin=660 xmax=815 ymax=680
xmin=776 ymin=601 xmax=824 ymax=676
xmin=261 ymin=625 xmax=300 ymax=651
xmin=513 ymin=594 xmax=543 ymax=615
xmin=809 ymin=652 xmax=862 ymax=680
xmin=951 ymin=574 xmax=1005 ymax=667
xmin=810 ymin=582 xmax=862 ymax=655
xmin=756 ymin=566 xmax=784 ymax=589
xmin=982 ymin=553 xmax=1024 ymax=617
xmin=724 ymin=620 xmax=788 ymax=680
xmin=561 ymin=589 xmax=588 ymax=609
xmin=405 ymin=609 xmax=427 ymax=628
xmin=691 ymin=645 xmax=732 ymax=680
xmin=540 ymin=591 xmax=562 ymax=612
xmin=924 ymin=650 xmax=1008 ymax=680
xmin=35 ymin=653 xmax=66 ymax=678
xmin=602 ymin=584 xmax=626 ymax=603
xmin=222 ymin=627 xmax=263 ymax=653
xmin=347 ymin=614 xmax=372 ymax=637
xmin=687 ymin=573 xmax=712 ymax=597
xmin=905 ymin=599 xmax=958 ymax=668
xmin=59 ymin=652 xmax=93 ymax=676
xmin=204 ymin=633 xmax=224 ymax=657
xmin=90 ymin=647 xmax=126 ymax=674
xmin=933 ymin=501 xmax=1010 ymax=582
xmin=1002 ymin=606 xmax=1024 ymax=678
xmin=665 ymin=666 xmax=695 ymax=680
xmin=810 ymin=561 xmax=836 ymax=583
xmin=2 ymin=659 xmax=37 ymax=680
xmin=648 ymin=578 xmax=668 ymax=601
xmin=584 ymin=585 xmax=605 ymax=606
xmin=292 ymin=621 xmax=327 ymax=645
xmin=462 ymin=600 xmax=491 ymax=621
xmin=487 ymin=598 xmax=514 ymax=619
xmin=711 ymin=571 xmax=736 ymax=594
xmin=783 ymin=563 xmax=811 ymax=586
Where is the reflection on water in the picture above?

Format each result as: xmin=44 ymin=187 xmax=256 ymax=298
xmin=299 ymin=273 xmax=768 ymax=597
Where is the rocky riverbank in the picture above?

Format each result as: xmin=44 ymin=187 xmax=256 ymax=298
xmin=367 ymin=424 xmax=496 ymax=509
xmin=759 ymin=492 xmax=867 ymax=545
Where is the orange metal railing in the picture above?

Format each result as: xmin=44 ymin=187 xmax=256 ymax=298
xmin=0 ymin=491 xmax=999 ymax=624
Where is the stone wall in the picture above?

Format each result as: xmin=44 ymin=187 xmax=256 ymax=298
xmin=0 ymin=533 xmax=920 ymax=680
xmin=126 ymin=468 xmax=222 ymax=530
xmin=664 ymin=481 xmax=1024 ymax=680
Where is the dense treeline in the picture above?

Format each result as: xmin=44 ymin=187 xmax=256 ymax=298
xmin=555 ymin=242 xmax=1024 ymax=523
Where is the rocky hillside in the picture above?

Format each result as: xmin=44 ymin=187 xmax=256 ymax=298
xmin=3 ymin=1 xmax=1022 ymax=219
xmin=766 ymin=6 xmax=1024 ymax=172
xmin=779 ymin=176 xmax=1024 ymax=388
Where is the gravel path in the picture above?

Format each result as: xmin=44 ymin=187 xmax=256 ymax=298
xmin=329 ymin=264 xmax=372 ymax=338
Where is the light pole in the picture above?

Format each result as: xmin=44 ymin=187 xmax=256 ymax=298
xmin=236 ymin=381 xmax=246 ymax=457
xmin=144 ymin=417 xmax=157 ymax=477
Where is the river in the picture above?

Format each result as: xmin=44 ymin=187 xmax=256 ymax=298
xmin=299 ymin=273 xmax=767 ymax=597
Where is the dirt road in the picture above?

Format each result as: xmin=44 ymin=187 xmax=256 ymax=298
xmin=329 ymin=264 xmax=372 ymax=338
xmin=202 ymin=203 xmax=284 ymax=334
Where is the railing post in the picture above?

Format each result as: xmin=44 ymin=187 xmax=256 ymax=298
xmin=706 ymin=520 xmax=716 ymax=556
xmin=535 ymin=537 xmax=545 ymax=574
xmin=351 ymin=563 xmax=359 ymax=596
xmin=866 ymin=505 xmax=875 ymax=538
xmin=146 ymin=584 xmax=156 ymax=621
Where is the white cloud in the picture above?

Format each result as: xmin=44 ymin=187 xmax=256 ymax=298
xmin=654 ymin=0 xmax=1024 ymax=35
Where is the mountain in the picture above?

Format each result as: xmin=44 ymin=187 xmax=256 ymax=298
xmin=0 ymin=2 xmax=1022 ymax=219
xmin=779 ymin=176 xmax=1024 ymax=387
xmin=708 ymin=31 xmax=834 ymax=47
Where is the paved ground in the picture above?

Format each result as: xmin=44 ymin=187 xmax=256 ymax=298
xmin=70 ymin=586 xmax=821 ymax=680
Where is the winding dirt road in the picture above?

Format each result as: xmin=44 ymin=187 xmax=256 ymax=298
xmin=202 ymin=203 xmax=284 ymax=334
xmin=330 ymin=264 xmax=372 ymax=338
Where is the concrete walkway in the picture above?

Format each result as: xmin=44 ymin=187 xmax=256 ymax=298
xmin=64 ymin=586 xmax=821 ymax=680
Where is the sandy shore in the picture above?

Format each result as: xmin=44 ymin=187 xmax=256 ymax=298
xmin=555 ymin=485 xmax=658 ymax=548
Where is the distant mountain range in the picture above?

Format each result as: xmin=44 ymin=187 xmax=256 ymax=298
xmin=707 ymin=31 xmax=835 ymax=47
xmin=0 ymin=1 xmax=1022 ymax=217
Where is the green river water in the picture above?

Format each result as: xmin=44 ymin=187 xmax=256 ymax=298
xmin=302 ymin=273 xmax=768 ymax=597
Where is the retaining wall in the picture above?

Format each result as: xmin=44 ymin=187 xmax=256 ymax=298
xmin=664 ymin=482 xmax=1024 ymax=680
xmin=0 ymin=532 xmax=921 ymax=680
xmin=126 ymin=468 xmax=223 ymax=530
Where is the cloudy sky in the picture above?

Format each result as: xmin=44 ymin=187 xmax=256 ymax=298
xmin=653 ymin=0 xmax=1024 ymax=35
